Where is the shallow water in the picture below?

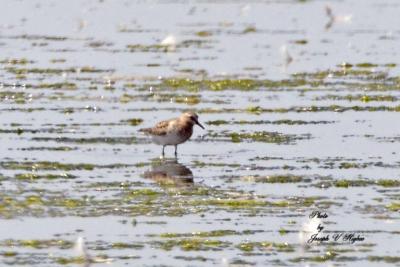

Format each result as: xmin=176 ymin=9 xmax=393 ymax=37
xmin=1 ymin=0 xmax=400 ymax=266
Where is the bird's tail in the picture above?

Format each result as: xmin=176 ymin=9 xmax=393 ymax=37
xmin=139 ymin=128 xmax=151 ymax=134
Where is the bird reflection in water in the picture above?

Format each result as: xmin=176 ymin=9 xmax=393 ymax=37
xmin=143 ymin=158 xmax=194 ymax=186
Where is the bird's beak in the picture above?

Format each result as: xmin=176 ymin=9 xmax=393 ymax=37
xmin=195 ymin=120 xmax=205 ymax=129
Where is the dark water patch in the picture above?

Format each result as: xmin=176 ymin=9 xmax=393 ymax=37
xmin=0 ymin=161 xmax=135 ymax=171
xmin=240 ymin=175 xmax=304 ymax=183
xmin=3 ymin=34 xmax=76 ymax=41
xmin=191 ymin=161 xmax=241 ymax=168
xmin=208 ymin=131 xmax=312 ymax=144
xmin=49 ymin=58 xmax=67 ymax=63
xmin=174 ymin=255 xmax=211 ymax=262
xmin=32 ymin=136 xmax=136 ymax=145
xmin=158 ymin=229 xmax=264 ymax=239
xmin=6 ymin=66 xmax=113 ymax=75
xmin=19 ymin=146 xmax=77 ymax=152
xmin=197 ymin=105 xmax=400 ymax=114
xmin=293 ymin=67 xmax=388 ymax=80
xmin=207 ymin=119 xmax=335 ymax=126
xmin=368 ymin=256 xmax=400 ymax=263
xmin=126 ymin=39 xmax=212 ymax=53
xmin=83 ymin=181 xmax=145 ymax=189
xmin=86 ymin=41 xmax=114 ymax=48
xmin=290 ymin=251 xmax=338 ymax=263
xmin=315 ymin=94 xmax=398 ymax=102
xmin=369 ymin=135 xmax=400 ymax=143
xmin=0 ymin=106 xmax=100 ymax=113
xmin=0 ymin=127 xmax=82 ymax=135
xmin=151 ymin=238 xmax=230 ymax=251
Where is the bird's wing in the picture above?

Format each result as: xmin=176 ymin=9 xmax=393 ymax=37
xmin=140 ymin=120 xmax=170 ymax=136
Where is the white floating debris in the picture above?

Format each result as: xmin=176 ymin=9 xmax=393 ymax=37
xmin=74 ymin=236 xmax=90 ymax=261
xmin=161 ymin=34 xmax=177 ymax=52
xmin=280 ymin=45 xmax=293 ymax=66
xmin=325 ymin=5 xmax=352 ymax=30
xmin=298 ymin=217 xmax=321 ymax=246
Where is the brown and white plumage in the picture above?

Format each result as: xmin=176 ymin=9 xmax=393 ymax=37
xmin=139 ymin=112 xmax=204 ymax=156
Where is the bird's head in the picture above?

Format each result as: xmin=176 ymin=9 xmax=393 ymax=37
xmin=181 ymin=112 xmax=204 ymax=129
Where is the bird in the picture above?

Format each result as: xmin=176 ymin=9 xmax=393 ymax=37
xmin=139 ymin=112 xmax=204 ymax=156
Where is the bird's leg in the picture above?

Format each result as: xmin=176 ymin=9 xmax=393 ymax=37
xmin=174 ymin=145 xmax=178 ymax=157
xmin=162 ymin=145 xmax=165 ymax=157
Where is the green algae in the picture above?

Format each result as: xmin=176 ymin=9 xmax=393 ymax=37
xmin=229 ymin=131 xmax=308 ymax=144
xmin=127 ymin=44 xmax=169 ymax=52
xmin=293 ymin=39 xmax=308 ymax=45
xmin=15 ymin=173 xmax=76 ymax=180
xmin=111 ymin=242 xmax=144 ymax=249
xmin=317 ymin=94 xmax=397 ymax=102
xmin=334 ymin=179 xmax=370 ymax=188
xmin=0 ymin=58 xmax=33 ymax=65
xmin=243 ymin=26 xmax=257 ymax=34
xmin=5 ymin=239 xmax=74 ymax=249
xmin=330 ymin=179 xmax=400 ymax=188
xmin=35 ymin=82 xmax=77 ymax=90
xmin=154 ymin=238 xmax=228 ymax=251
xmin=160 ymin=230 xmax=238 ymax=238
xmin=236 ymin=241 xmax=294 ymax=253
xmin=356 ymin=63 xmax=378 ymax=68
xmin=56 ymin=257 xmax=87 ymax=265
xmin=196 ymin=31 xmax=212 ymax=37
xmin=242 ymin=175 xmax=303 ymax=183
xmin=6 ymin=66 xmax=112 ymax=75
xmin=290 ymin=251 xmax=338 ymax=262
xmin=246 ymin=106 xmax=263 ymax=114
xmin=206 ymin=120 xmax=229 ymax=125
xmin=0 ymin=161 xmax=95 ymax=171
xmin=279 ymin=228 xmax=288 ymax=235
xmin=124 ymin=118 xmax=143 ymax=126
xmin=192 ymin=161 xmax=241 ymax=168
xmin=188 ymin=197 xmax=314 ymax=209
xmin=1 ymin=251 xmax=17 ymax=257
xmin=162 ymin=78 xmax=259 ymax=91
xmin=0 ymin=91 xmax=26 ymax=103
xmin=189 ymin=199 xmax=267 ymax=208
xmin=174 ymin=95 xmax=201 ymax=105
xmin=376 ymin=179 xmax=400 ymax=187
xmin=119 ymin=94 xmax=136 ymax=103
xmin=125 ymin=189 xmax=161 ymax=199
xmin=386 ymin=202 xmax=400 ymax=212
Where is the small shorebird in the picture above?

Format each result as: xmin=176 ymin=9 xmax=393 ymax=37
xmin=139 ymin=112 xmax=204 ymax=156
